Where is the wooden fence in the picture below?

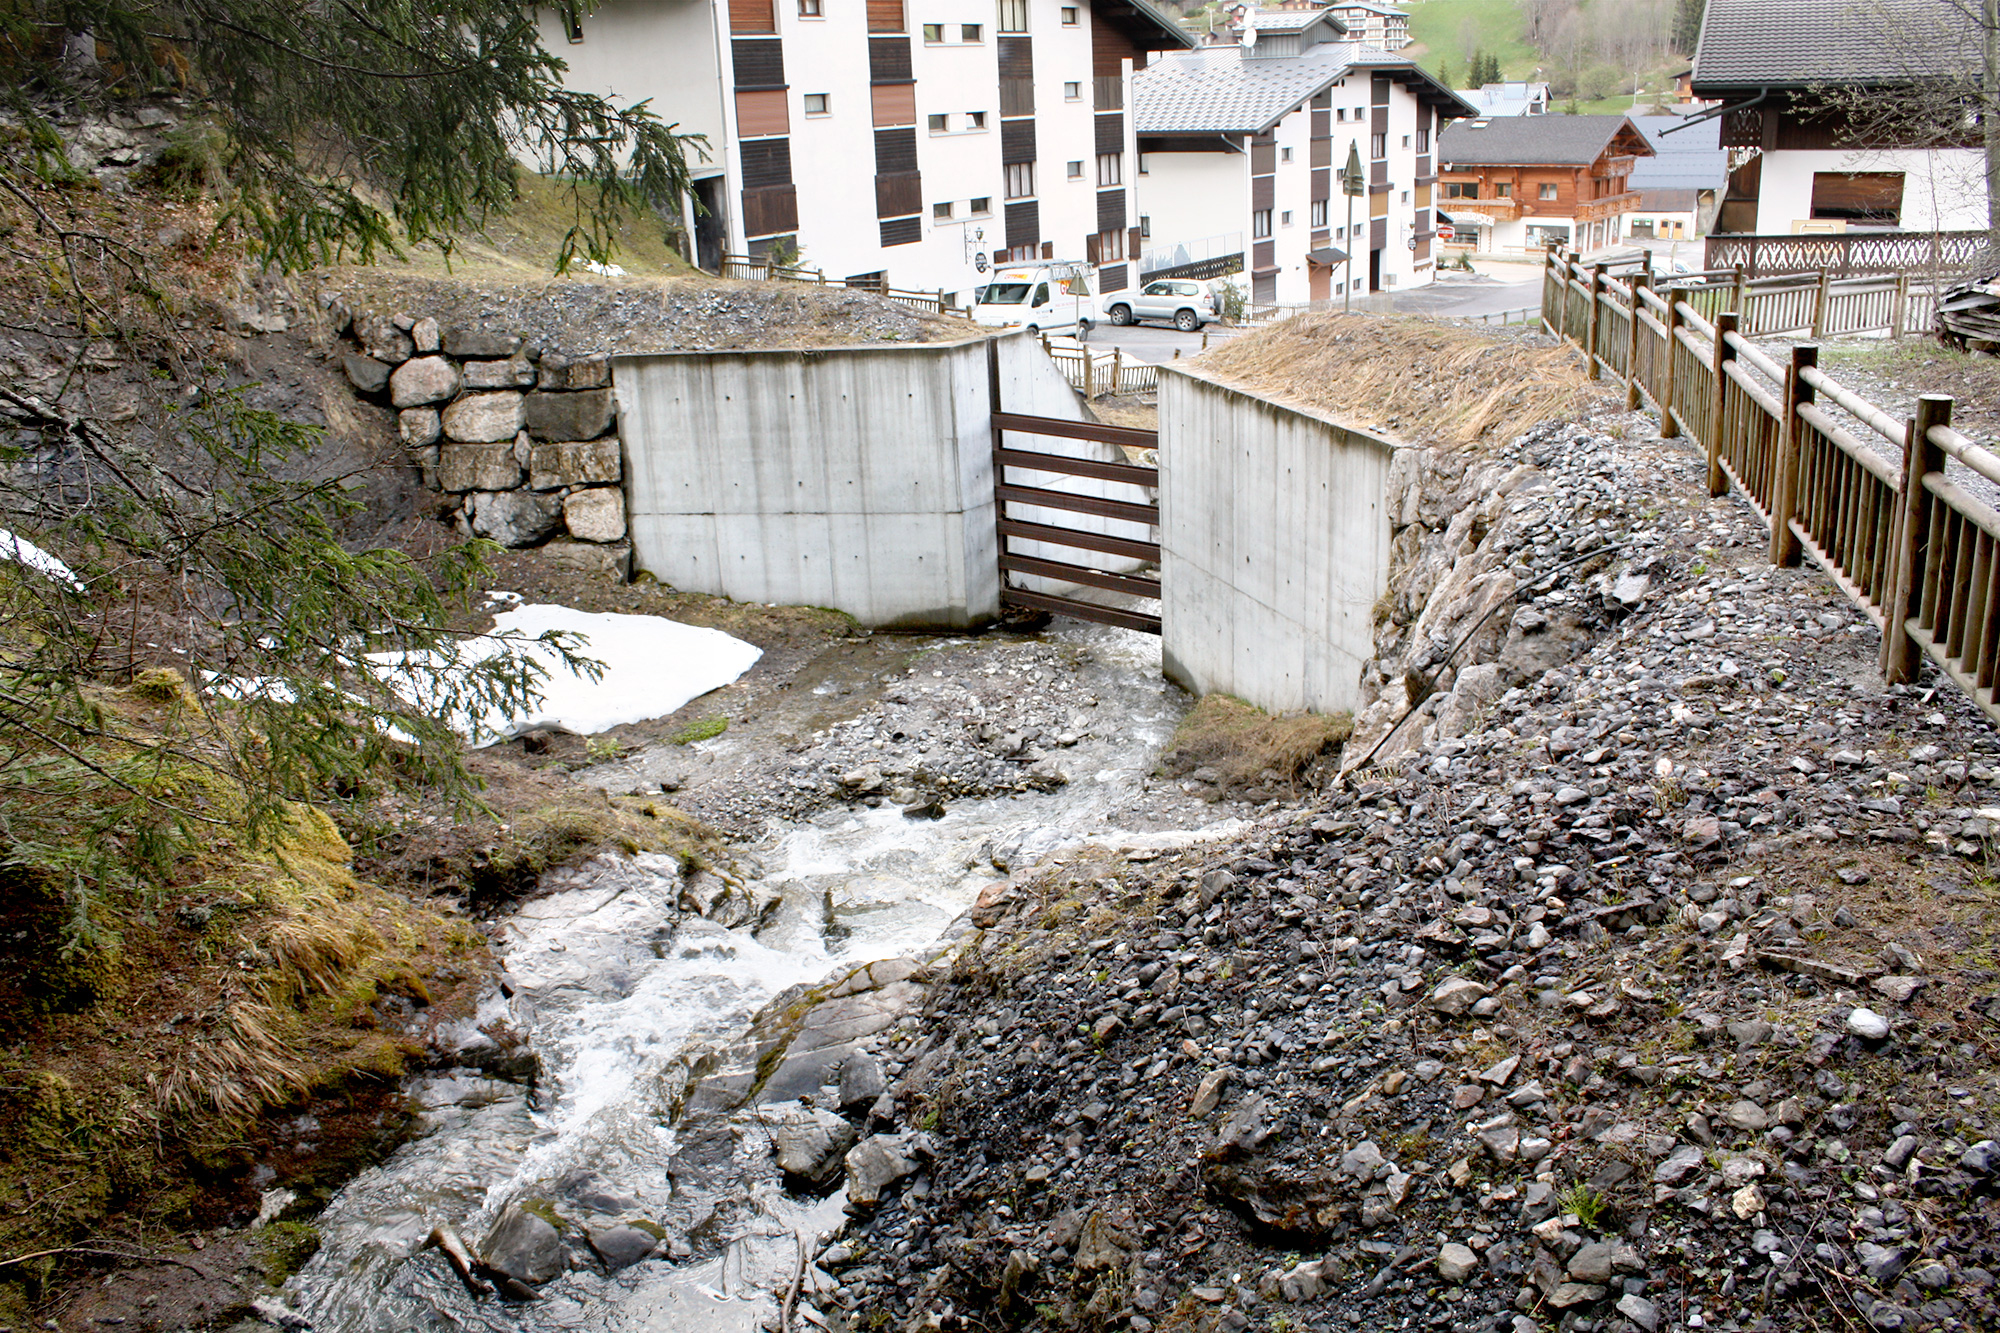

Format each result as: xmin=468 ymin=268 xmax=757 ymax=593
xmin=719 ymin=253 xmax=963 ymax=316
xmin=1042 ymin=337 xmax=1161 ymax=399
xmin=1539 ymin=252 xmax=1999 ymax=722
xmin=1704 ymin=230 xmax=1989 ymax=280
xmin=1545 ymin=252 xmax=1941 ymax=341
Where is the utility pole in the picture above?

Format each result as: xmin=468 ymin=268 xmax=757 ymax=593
xmin=1341 ymin=141 xmax=1364 ymax=314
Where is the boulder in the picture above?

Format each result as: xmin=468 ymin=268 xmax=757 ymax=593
xmin=1437 ymin=1243 xmax=1479 ymax=1283
xmin=444 ymin=324 xmax=523 ymax=358
xmin=564 ymin=487 xmax=627 ymax=542
xmin=845 ymin=1133 xmax=922 ymax=1207
xmin=1432 ymin=662 xmax=1507 ymax=740
xmin=524 ymin=388 xmax=615 ymax=441
xmin=389 ymin=355 xmax=461 ymax=408
xmin=442 ymin=391 xmax=526 ymax=444
xmin=398 ymin=407 xmax=441 ymax=449
xmin=355 ymin=313 xmax=414 ymax=364
xmin=1073 ymin=1211 xmax=1130 ymax=1271
xmin=530 ymin=439 xmax=622 ymax=490
xmin=838 ymin=1054 xmax=887 ymax=1113
xmin=438 ymin=442 xmax=524 ymax=493
xmin=767 ymin=1104 xmax=859 ymax=1186
xmin=537 ymin=539 xmax=631 ymax=580
xmin=482 ymin=1202 xmax=565 ymax=1285
xmin=1430 ymin=976 xmax=1491 ymax=1016
xmin=465 ymin=490 xmax=563 ymax=547
xmin=464 ymin=357 xmax=539 ymax=390
xmin=410 ymin=315 xmax=441 ymax=353
xmin=587 ymin=1225 xmax=657 ymax=1273
xmin=540 ymin=355 xmax=611 ymax=391
xmin=342 ymin=353 xmax=392 ymax=394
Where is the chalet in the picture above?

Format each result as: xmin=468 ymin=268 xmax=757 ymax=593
xmin=1689 ymin=0 xmax=1987 ymax=243
xmin=1623 ymin=113 xmax=1727 ymax=250
xmin=1133 ymin=7 xmax=1470 ymax=303
xmin=1435 ymin=114 xmax=1653 ymax=254
xmin=543 ymin=0 xmax=1190 ymax=306
xmin=1317 ymin=2 xmax=1410 ymax=51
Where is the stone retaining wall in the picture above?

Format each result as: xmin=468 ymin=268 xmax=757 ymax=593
xmin=328 ymin=300 xmax=631 ymax=572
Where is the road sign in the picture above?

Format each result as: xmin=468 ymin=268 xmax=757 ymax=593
xmin=1340 ymin=142 xmax=1365 ymax=197
xmin=1438 ymin=225 xmax=1455 ymax=242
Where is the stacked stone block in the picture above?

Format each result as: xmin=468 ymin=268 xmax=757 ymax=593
xmin=332 ymin=306 xmax=629 ymax=563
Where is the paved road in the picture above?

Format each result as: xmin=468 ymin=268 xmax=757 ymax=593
xmin=1090 ymin=267 xmax=1548 ymax=365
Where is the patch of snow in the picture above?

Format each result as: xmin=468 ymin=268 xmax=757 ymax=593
xmin=580 ymin=260 xmax=627 ymax=278
xmin=0 ymin=530 xmax=82 ymax=591
xmin=374 ymin=603 xmax=761 ymax=745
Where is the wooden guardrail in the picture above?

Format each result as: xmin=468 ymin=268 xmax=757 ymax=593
xmin=1040 ymin=337 xmax=1161 ymax=399
xmin=1539 ymin=251 xmax=1996 ymax=722
xmin=719 ymin=253 xmax=966 ymax=317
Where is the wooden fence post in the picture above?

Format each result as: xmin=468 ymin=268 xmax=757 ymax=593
xmin=1707 ymin=311 xmax=1739 ymax=497
xmin=1769 ymin=343 xmax=1817 ymax=568
xmin=1732 ymin=262 xmax=1747 ymax=310
xmin=1891 ymin=272 xmax=1910 ymax=339
xmin=1082 ymin=345 xmax=1093 ymax=397
xmin=1584 ymin=263 xmax=1607 ymax=381
xmin=1660 ymin=288 xmax=1684 ymax=439
xmin=1111 ymin=347 xmax=1122 ymax=394
xmin=1626 ymin=272 xmax=1649 ymax=411
xmin=1882 ymin=394 xmax=1953 ymax=683
xmin=1810 ymin=268 xmax=1832 ymax=339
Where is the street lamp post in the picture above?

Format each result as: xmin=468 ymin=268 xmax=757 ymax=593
xmin=1340 ymin=141 xmax=1365 ymax=314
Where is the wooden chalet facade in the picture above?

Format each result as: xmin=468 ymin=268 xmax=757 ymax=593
xmin=1435 ymin=115 xmax=1653 ymax=254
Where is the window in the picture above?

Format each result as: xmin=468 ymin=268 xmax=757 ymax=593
xmin=1138 ymin=213 xmax=1151 ymax=236
xmin=970 ymin=196 xmax=992 ymax=214
xmin=1252 ymin=208 xmax=1272 ymax=238
xmin=804 ymin=93 xmax=830 ymax=116
xmin=923 ymin=22 xmax=943 ymax=40
xmin=1061 ymin=4 xmax=1079 ymax=20
xmin=961 ymin=21 xmax=982 ymax=38
xmin=1096 ymin=152 xmax=1122 ymax=185
xmin=1416 ymin=127 xmax=1429 ymax=152
xmin=1370 ymin=132 xmax=1386 ymax=158
xmin=929 ymin=113 xmax=950 ymax=132
xmin=1281 ymin=147 xmax=1293 ymax=163
xmin=1495 ymin=181 xmax=1512 ymax=198
xmin=1095 ymin=227 xmax=1126 ymax=260
xmin=1138 ymin=153 xmax=1149 ymax=175
xmin=1310 ymin=198 xmax=1327 ymax=226
xmin=1401 ymin=134 xmax=1410 ymax=148
xmin=799 ymin=0 xmax=822 ymax=13
xmin=1004 ymin=161 xmax=1035 ymax=198
xmin=1337 ymin=109 xmax=1346 ymax=121
xmin=1399 ymin=190 xmax=1408 ymax=204
xmin=1280 ymin=209 xmax=1293 ymax=226
xmin=1445 ymin=181 xmax=1478 ymax=199
xmin=1064 ymin=81 xmax=1082 ymax=100
xmin=934 ymin=201 xmax=954 ymax=220
xmin=1067 ymin=159 xmax=1084 ymax=179
xmin=997 ymin=0 xmax=1027 ymax=31
xmin=1539 ymin=182 xmax=1557 ymax=200
xmin=1811 ymin=171 xmax=1905 ymax=224
xmin=564 ymin=13 xmax=584 ymax=40
xmin=967 ymin=111 xmax=987 ymax=129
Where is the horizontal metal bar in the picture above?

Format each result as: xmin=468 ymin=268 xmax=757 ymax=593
xmin=999 ymin=517 xmax=1160 ymax=563
xmin=1002 ymin=587 xmax=1161 ymax=634
xmin=1795 ymin=402 xmax=1902 ymax=487
xmin=995 ymin=445 xmax=1158 ymax=487
xmin=992 ymin=411 xmax=1159 ymax=451
xmin=999 ymin=553 xmax=1161 ymax=599
xmin=997 ymin=482 xmax=1159 ymax=527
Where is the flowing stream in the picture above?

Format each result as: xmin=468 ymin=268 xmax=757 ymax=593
xmin=289 ymin=624 xmax=1237 ymax=1332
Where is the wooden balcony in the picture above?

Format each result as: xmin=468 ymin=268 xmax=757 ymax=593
xmin=1444 ymin=197 xmax=1521 ymax=221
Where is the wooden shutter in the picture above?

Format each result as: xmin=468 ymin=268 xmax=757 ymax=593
xmin=730 ymin=0 xmax=775 ymax=34
xmin=1001 ymin=118 xmax=1036 ymax=164
xmin=1095 ymin=114 xmax=1123 ymax=155
xmin=871 ymin=83 xmax=916 ymax=126
xmin=875 ymin=172 xmax=923 ymax=218
xmin=732 ymin=38 xmax=785 ymax=88
xmin=740 ymin=138 xmax=793 ymax=189
xmin=1096 ymin=187 xmax=1125 ymax=233
xmin=742 ymin=184 xmax=799 ymax=237
xmin=869 ymin=37 xmax=912 ymax=82
xmin=1005 ymin=200 xmax=1039 ymax=249
xmin=880 ymin=216 xmax=921 ymax=246
xmin=874 ymin=128 xmax=918 ymax=173
xmin=1086 ymin=232 xmax=1102 ymax=264
xmin=735 ymin=90 xmax=790 ymax=137
xmin=867 ymin=0 xmax=904 ymax=30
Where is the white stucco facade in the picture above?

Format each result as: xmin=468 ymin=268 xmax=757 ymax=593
xmin=1752 ymin=147 xmax=1990 ymax=235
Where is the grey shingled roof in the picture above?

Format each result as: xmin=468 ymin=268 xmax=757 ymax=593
xmin=1238 ymin=9 xmax=1339 ymax=31
xmin=1135 ymin=42 xmax=1471 ymax=134
xmin=1437 ymin=114 xmax=1650 ymax=167
xmin=1627 ymin=114 xmax=1726 ymax=192
xmin=1691 ymin=0 xmax=1975 ymax=91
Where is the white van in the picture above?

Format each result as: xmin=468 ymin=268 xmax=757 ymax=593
xmin=973 ymin=262 xmax=1098 ymax=337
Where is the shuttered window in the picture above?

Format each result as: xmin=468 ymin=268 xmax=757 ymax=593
xmin=732 ymin=38 xmax=785 ymax=89
xmin=735 ymin=89 xmax=790 ymax=137
xmin=1004 ymin=199 xmax=1038 ymax=248
xmin=871 ymin=82 xmax=916 ymax=126
xmin=1810 ymin=172 xmax=1904 ymax=224
xmin=880 ymin=215 xmax=922 ymax=246
xmin=874 ymin=127 xmax=918 ymax=173
xmin=1097 ymin=187 xmax=1125 ymax=233
xmin=740 ymin=138 xmax=793 ymax=189
xmin=730 ymin=0 xmax=775 ymax=33
xmin=876 ymin=172 xmax=923 ymax=218
xmin=1001 ymin=117 xmax=1036 ymax=164
xmin=742 ymin=184 xmax=799 ymax=237
xmin=868 ymin=0 xmax=905 ymax=30
xmin=1094 ymin=113 xmax=1122 ymax=156
xmin=868 ymin=37 xmax=913 ymax=82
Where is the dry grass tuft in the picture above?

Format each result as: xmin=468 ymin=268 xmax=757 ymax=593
xmin=1159 ymin=694 xmax=1353 ymax=798
xmin=149 ymin=999 xmax=313 ymax=1123
xmin=1195 ymin=313 xmax=1608 ymax=449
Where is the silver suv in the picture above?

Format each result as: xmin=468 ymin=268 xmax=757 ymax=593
xmin=1104 ymin=280 xmax=1216 ymax=331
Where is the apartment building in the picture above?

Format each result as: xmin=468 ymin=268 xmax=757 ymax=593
xmin=1317 ymin=2 xmax=1410 ymax=50
xmin=543 ymin=0 xmax=1190 ymax=306
xmin=1133 ymin=8 xmax=1470 ymax=304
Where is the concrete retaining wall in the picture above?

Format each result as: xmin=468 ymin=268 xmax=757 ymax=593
xmin=615 ymin=331 xmax=1118 ymax=628
xmin=1158 ymin=364 xmax=1405 ymax=715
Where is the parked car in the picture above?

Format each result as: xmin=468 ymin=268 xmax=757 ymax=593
xmin=972 ymin=263 xmax=1098 ymax=337
xmin=1103 ymin=279 xmax=1218 ymax=331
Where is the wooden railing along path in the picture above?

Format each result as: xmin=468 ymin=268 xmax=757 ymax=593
xmin=719 ymin=253 xmax=966 ymax=317
xmin=1540 ymin=251 xmax=1998 ymax=722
